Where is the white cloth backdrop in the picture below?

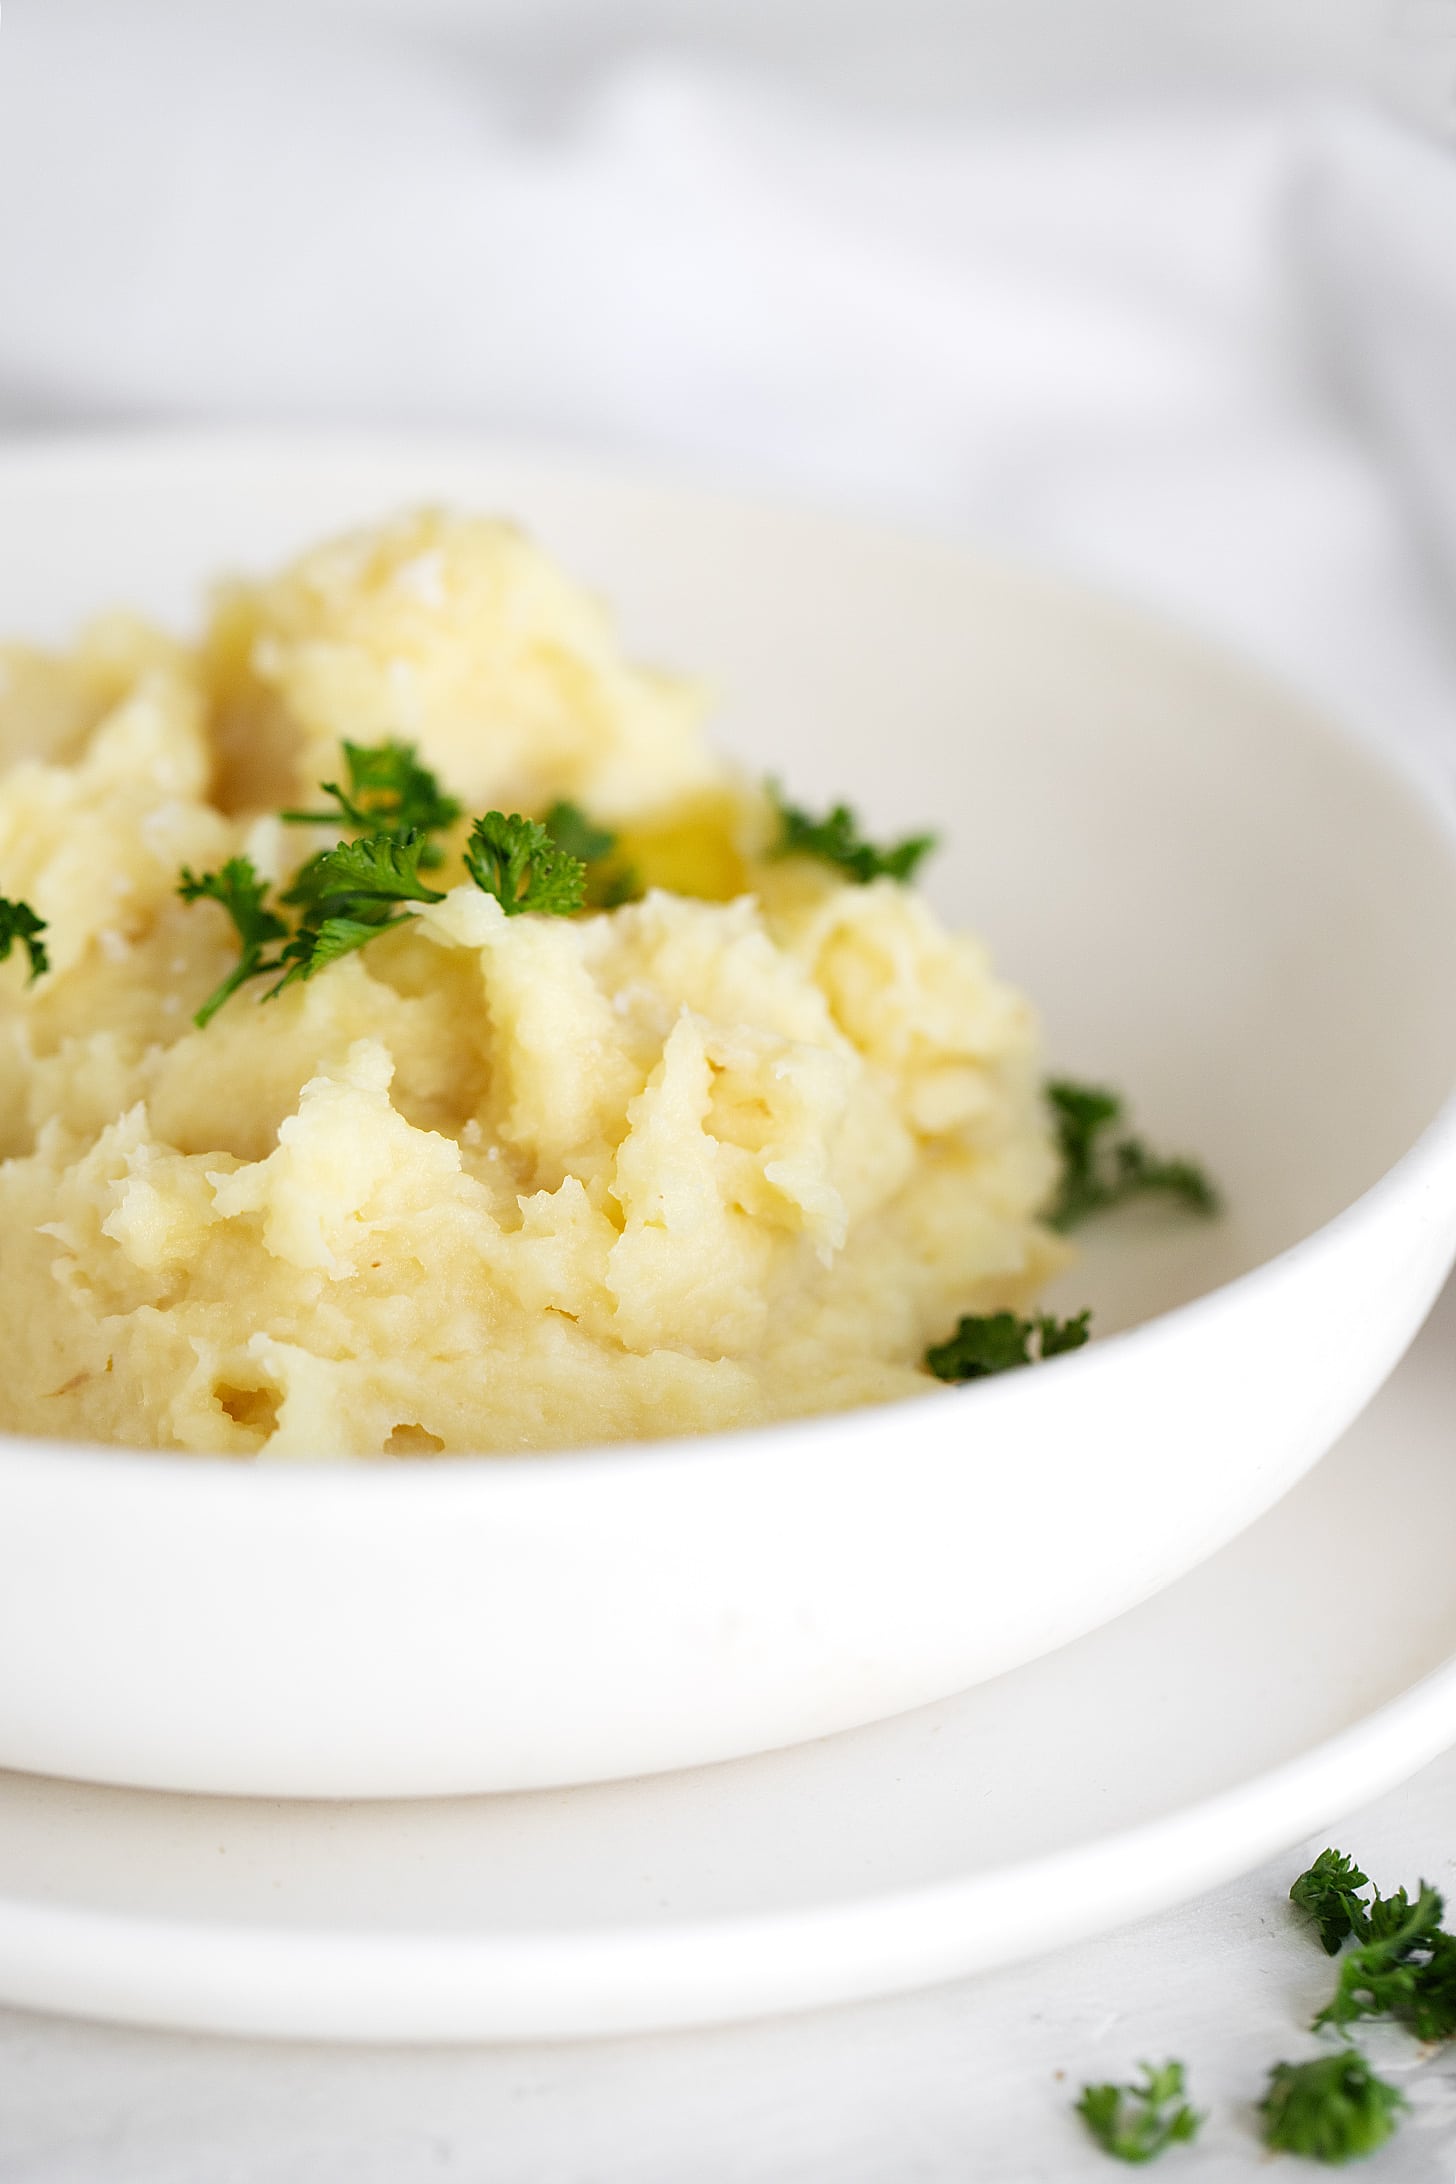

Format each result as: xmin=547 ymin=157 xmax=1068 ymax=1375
xmin=0 ymin=5 xmax=1453 ymax=761
xmin=2 ymin=5 xmax=1456 ymax=2178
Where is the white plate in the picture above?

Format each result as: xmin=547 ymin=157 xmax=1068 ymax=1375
xmin=4 ymin=1271 xmax=1456 ymax=2044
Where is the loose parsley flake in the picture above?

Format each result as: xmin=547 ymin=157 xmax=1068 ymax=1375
xmin=1396 ymin=1931 xmax=1456 ymax=2043
xmin=543 ymin=799 xmax=641 ymax=908
xmin=1314 ymin=1882 xmax=1456 ymax=2041
xmin=178 ymin=858 xmax=288 ymax=1027
xmin=769 ymin=784 xmax=936 ymax=885
xmin=1259 ymin=2053 xmax=1406 ymax=2165
xmin=1289 ymin=1848 xmax=1456 ymax=2043
xmin=1046 ymin=1079 xmax=1220 ymax=1231
xmin=282 ymin=739 xmax=460 ymax=863
xmin=1291 ymin=1849 xmax=1374 ymax=1957
xmin=1076 ymin=2061 xmax=1202 ymax=2164
xmin=925 ymin=1307 xmax=1091 ymax=1382
xmin=0 ymin=894 xmax=49 ymax=984
xmin=464 ymin=811 xmax=586 ymax=917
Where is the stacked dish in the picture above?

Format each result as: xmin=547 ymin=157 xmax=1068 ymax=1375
xmin=0 ymin=436 xmax=1453 ymax=2038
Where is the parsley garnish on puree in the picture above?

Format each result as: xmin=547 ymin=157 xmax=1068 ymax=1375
xmin=925 ymin=1308 xmax=1091 ymax=1381
xmin=923 ymin=1079 xmax=1219 ymax=1381
xmin=769 ymin=782 xmax=937 ymax=884
xmin=178 ymin=742 xmax=597 ymax=1027
xmin=0 ymin=894 xmax=49 ymax=982
xmin=178 ymin=754 xmax=1224 ymax=1389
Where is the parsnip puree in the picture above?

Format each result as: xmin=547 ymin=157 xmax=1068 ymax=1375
xmin=0 ymin=513 xmax=1061 ymax=1455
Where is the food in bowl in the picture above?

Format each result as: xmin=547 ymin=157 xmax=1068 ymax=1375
xmin=0 ymin=510 xmax=1120 ymax=1458
xmin=2 ymin=439 xmax=1451 ymax=1806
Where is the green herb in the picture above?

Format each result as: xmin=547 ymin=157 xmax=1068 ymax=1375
xmin=1076 ymin=2061 xmax=1202 ymax=2164
xmin=280 ymin=833 xmax=448 ymax=916
xmin=1288 ymin=1848 xmax=1456 ymax=2043
xmin=1045 ymin=1079 xmax=1220 ymax=1232
xmin=463 ymin=811 xmax=587 ymax=917
xmin=1396 ymin=1931 xmax=1456 ymax=2043
xmin=267 ymin=830 xmax=446 ymax=996
xmin=1259 ymin=2053 xmax=1407 ymax=2165
xmin=1291 ymin=1849 xmax=1374 ymax=1957
xmin=1313 ymin=1881 xmax=1456 ymax=2042
xmin=925 ymin=1307 xmax=1091 ymax=1382
xmin=0 ymin=895 xmax=49 ymax=984
xmin=281 ymin=739 xmax=460 ymax=863
xmin=542 ymin=800 xmax=615 ymax=868
xmin=769 ymin=784 xmax=936 ymax=885
xmin=183 ymin=786 xmax=591 ymax=1017
xmin=543 ymin=799 xmax=641 ymax=908
xmin=178 ymin=859 xmax=288 ymax=1027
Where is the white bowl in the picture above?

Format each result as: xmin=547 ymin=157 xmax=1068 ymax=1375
xmin=2 ymin=432 xmax=1455 ymax=1801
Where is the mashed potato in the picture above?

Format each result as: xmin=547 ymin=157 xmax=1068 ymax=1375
xmin=0 ymin=512 xmax=1064 ymax=1457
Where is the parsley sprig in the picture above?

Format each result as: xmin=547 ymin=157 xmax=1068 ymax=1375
xmin=1046 ymin=1078 xmax=1220 ymax=1231
xmin=543 ymin=799 xmax=640 ymax=908
xmin=1076 ymin=2061 xmax=1202 ymax=2165
xmin=0 ymin=895 xmax=49 ymax=983
xmin=463 ymin=811 xmax=586 ymax=917
xmin=270 ymin=830 xmax=447 ymax=996
xmin=542 ymin=800 xmax=614 ymax=869
xmin=281 ymin=739 xmax=460 ymax=864
xmin=770 ymin=783 xmax=936 ymax=885
xmin=1071 ymin=1845 xmax=1455 ymax=2167
xmin=180 ymin=742 xmax=613 ymax=1021
xmin=1288 ymin=1849 xmax=1456 ymax=2042
xmin=178 ymin=859 xmax=288 ymax=1028
xmin=925 ymin=1307 xmax=1090 ymax=1382
xmin=1255 ymin=1845 xmax=1456 ymax=2165
xmin=1291 ymin=1848 xmax=1375 ymax=1958
xmin=1259 ymin=2053 xmax=1406 ymax=2165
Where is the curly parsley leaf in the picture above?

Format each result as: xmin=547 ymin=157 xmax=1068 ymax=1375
xmin=178 ymin=858 xmax=288 ymax=1027
xmin=769 ymin=783 xmax=936 ymax=885
xmin=268 ymin=914 xmax=406 ymax=993
xmin=1259 ymin=2053 xmax=1406 ymax=2165
xmin=1405 ymin=1930 xmax=1456 ymax=2044
xmin=281 ymin=832 xmax=447 ymax=915
xmin=265 ymin=829 xmax=446 ymax=997
xmin=1076 ymin=2061 xmax=1202 ymax=2164
xmin=1398 ymin=1930 xmax=1456 ymax=2043
xmin=1291 ymin=1849 xmax=1374 ymax=1957
xmin=1314 ymin=1880 xmax=1456 ymax=2039
xmin=464 ymin=811 xmax=586 ymax=917
xmin=1046 ymin=1078 xmax=1220 ymax=1232
xmin=1289 ymin=1849 xmax=1456 ymax=2044
xmin=282 ymin=739 xmax=461 ymax=864
xmin=0 ymin=894 xmax=49 ymax=984
xmin=1038 ymin=1310 xmax=1094 ymax=1358
xmin=542 ymin=800 xmax=615 ymax=868
xmin=925 ymin=1307 xmax=1091 ymax=1382
xmin=544 ymin=799 xmax=641 ymax=908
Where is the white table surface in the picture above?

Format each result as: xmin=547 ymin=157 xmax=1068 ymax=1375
xmin=2 ymin=1747 xmax=1454 ymax=2182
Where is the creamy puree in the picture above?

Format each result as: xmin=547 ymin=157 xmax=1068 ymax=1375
xmin=0 ymin=513 xmax=1063 ymax=1456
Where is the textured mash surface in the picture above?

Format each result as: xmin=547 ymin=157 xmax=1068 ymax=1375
xmin=0 ymin=512 xmax=1062 ymax=1457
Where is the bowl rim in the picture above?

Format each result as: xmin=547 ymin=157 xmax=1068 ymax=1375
xmin=1 ymin=423 xmax=1455 ymax=1500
